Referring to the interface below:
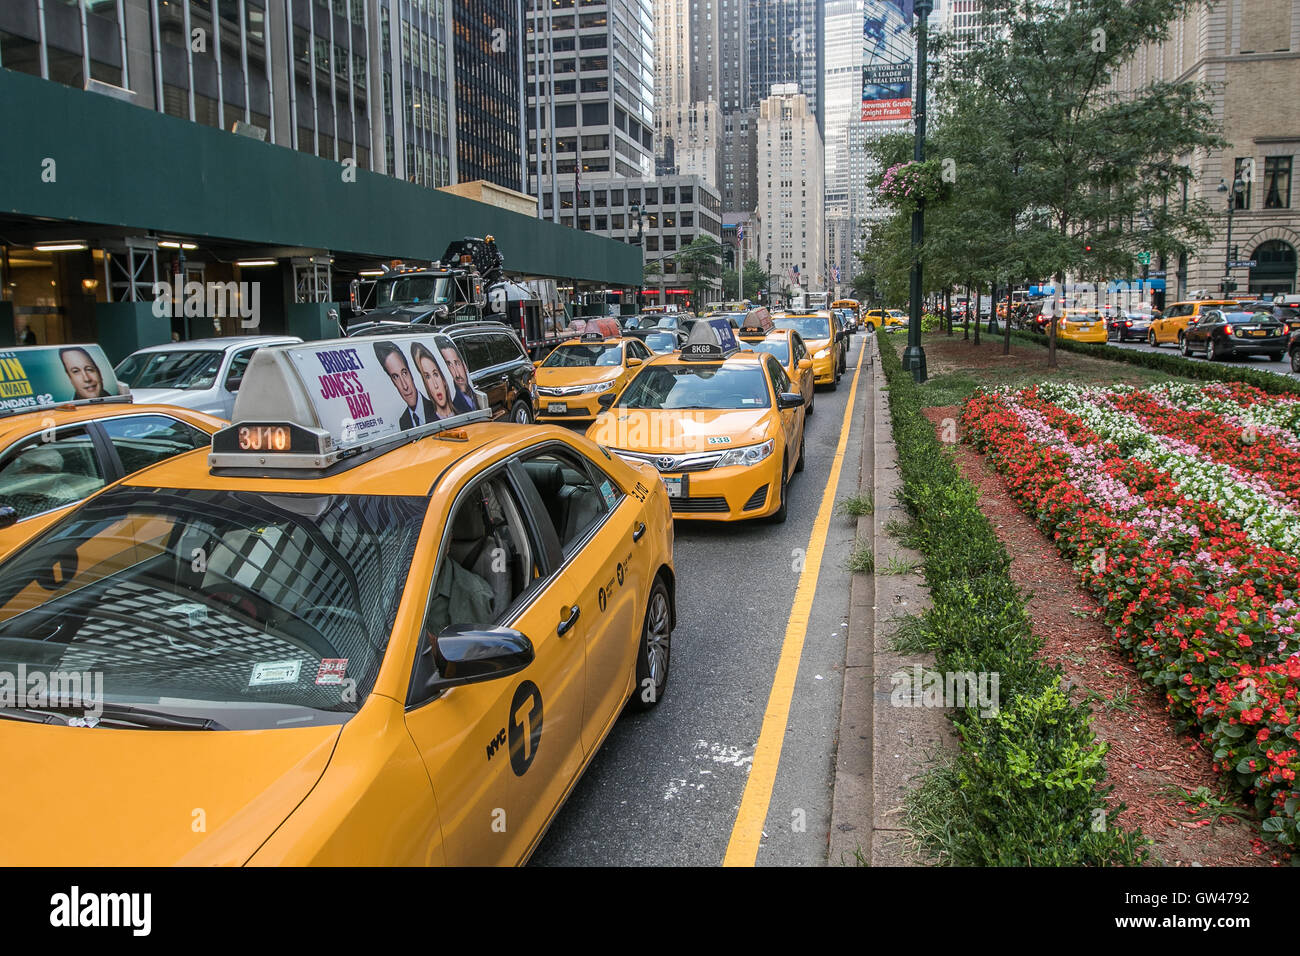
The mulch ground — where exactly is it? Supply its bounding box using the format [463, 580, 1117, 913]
[921, 403, 1279, 866]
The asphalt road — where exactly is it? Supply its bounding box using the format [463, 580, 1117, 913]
[1102, 334, 1296, 377]
[530, 333, 873, 867]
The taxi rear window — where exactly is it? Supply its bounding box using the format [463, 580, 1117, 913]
[616, 364, 771, 410]
[0, 487, 427, 729]
[773, 316, 830, 340]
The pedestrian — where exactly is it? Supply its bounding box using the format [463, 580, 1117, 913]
[18, 324, 36, 346]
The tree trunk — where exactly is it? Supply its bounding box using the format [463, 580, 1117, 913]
[1048, 271, 1064, 369]
[945, 287, 952, 335]
[963, 281, 971, 340]
[1002, 277, 1013, 355]
[973, 281, 982, 346]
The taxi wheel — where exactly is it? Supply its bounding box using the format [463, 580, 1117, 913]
[630, 577, 672, 712]
[510, 400, 534, 424]
[770, 456, 789, 523]
[1148, 329, 1158, 348]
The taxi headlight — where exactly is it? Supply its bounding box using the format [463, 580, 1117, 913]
[582, 380, 618, 394]
[814, 348, 830, 360]
[716, 439, 775, 468]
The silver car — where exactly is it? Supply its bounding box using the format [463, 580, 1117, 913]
[113, 335, 302, 419]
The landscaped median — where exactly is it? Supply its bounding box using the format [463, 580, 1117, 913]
[878, 337, 1148, 865]
[1009, 328, 1300, 398]
[962, 379, 1300, 857]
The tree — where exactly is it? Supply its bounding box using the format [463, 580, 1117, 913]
[676, 235, 723, 314]
[742, 259, 767, 300]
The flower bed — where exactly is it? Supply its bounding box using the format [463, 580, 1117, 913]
[962, 381, 1300, 855]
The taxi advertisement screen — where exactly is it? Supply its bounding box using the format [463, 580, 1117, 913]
[285, 333, 487, 447]
[0, 345, 120, 413]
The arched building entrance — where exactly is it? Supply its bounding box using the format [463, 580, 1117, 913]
[1250, 239, 1296, 296]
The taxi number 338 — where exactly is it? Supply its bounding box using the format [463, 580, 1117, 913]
[237, 425, 291, 452]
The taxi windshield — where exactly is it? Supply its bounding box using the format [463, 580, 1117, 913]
[774, 316, 830, 340]
[543, 344, 622, 367]
[375, 275, 453, 307]
[746, 341, 790, 364]
[616, 364, 770, 410]
[115, 350, 223, 390]
[0, 487, 427, 729]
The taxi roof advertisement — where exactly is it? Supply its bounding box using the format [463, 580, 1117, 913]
[287, 333, 486, 447]
[0, 345, 120, 413]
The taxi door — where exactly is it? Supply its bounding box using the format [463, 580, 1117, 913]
[765, 355, 801, 467]
[403, 471, 585, 866]
[515, 445, 640, 755]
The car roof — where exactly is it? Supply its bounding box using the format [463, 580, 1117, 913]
[0, 402, 225, 444]
[122, 421, 576, 498]
[122, 335, 301, 354]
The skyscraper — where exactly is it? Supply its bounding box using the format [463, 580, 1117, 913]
[748, 0, 824, 135]
[758, 86, 825, 292]
[451, 0, 527, 190]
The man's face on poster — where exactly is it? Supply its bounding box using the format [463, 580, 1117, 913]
[441, 346, 470, 395]
[62, 349, 103, 399]
[382, 351, 418, 409]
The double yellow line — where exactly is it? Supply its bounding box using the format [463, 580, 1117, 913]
[722, 345, 868, 866]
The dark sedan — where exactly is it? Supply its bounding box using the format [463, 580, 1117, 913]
[1107, 312, 1153, 343]
[1181, 310, 1287, 362]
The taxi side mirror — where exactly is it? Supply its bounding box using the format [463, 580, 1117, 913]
[626, 357, 643, 368]
[426, 627, 534, 693]
[533, 360, 544, 368]
[598, 391, 618, 409]
[798, 359, 813, 372]
[777, 391, 805, 409]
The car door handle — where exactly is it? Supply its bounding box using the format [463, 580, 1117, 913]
[557, 604, 580, 636]
[632, 521, 646, 542]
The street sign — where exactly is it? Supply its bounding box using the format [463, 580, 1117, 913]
[1229, 260, 1257, 269]
[1148, 270, 1166, 277]
[1137, 252, 1152, 265]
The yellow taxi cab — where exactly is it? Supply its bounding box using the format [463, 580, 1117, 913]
[535, 332, 654, 423]
[773, 310, 842, 389]
[587, 318, 807, 523]
[0, 331, 675, 866]
[1148, 299, 1240, 347]
[861, 308, 908, 331]
[1055, 308, 1108, 343]
[741, 328, 816, 415]
[0, 344, 224, 558]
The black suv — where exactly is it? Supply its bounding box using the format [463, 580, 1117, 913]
[347, 320, 538, 423]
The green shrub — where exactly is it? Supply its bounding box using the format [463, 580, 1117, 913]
[879, 335, 1147, 865]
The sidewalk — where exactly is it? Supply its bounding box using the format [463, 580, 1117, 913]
[827, 332, 956, 866]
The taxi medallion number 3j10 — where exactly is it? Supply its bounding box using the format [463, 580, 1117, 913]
[237, 425, 291, 452]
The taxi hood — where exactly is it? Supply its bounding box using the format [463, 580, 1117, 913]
[590, 406, 775, 454]
[0, 720, 340, 865]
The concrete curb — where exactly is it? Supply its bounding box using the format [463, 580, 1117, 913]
[828, 332, 957, 867]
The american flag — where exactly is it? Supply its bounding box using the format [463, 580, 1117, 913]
[736, 222, 745, 242]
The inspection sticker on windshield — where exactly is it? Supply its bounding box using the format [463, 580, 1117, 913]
[315, 659, 349, 685]
[249, 660, 301, 686]
[707, 436, 732, 445]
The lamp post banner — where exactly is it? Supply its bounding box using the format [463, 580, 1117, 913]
[862, 0, 915, 122]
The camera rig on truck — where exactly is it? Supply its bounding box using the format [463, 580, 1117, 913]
[343, 236, 573, 358]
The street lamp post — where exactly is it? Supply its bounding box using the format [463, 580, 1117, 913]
[766, 253, 773, 309]
[904, 0, 933, 383]
[1216, 178, 1244, 295]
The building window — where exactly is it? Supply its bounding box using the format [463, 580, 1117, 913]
[1234, 157, 1253, 209]
[1263, 157, 1292, 209]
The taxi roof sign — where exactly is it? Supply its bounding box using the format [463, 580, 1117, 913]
[210, 332, 489, 472]
[680, 316, 741, 361]
[0, 344, 129, 417]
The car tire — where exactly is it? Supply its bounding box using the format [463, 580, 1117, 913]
[628, 576, 671, 712]
[1291, 349, 1300, 373]
[509, 400, 534, 424]
[1206, 339, 1219, 361]
[1181, 335, 1192, 357]
[1148, 329, 1158, 348]
[795, 429, 806, 473]
[770, 456, 789, 523]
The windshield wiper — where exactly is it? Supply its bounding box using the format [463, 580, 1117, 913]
[0, 703, 226, 730]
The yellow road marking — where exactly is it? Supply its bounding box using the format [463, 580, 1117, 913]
[722, 341, 867, 867]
